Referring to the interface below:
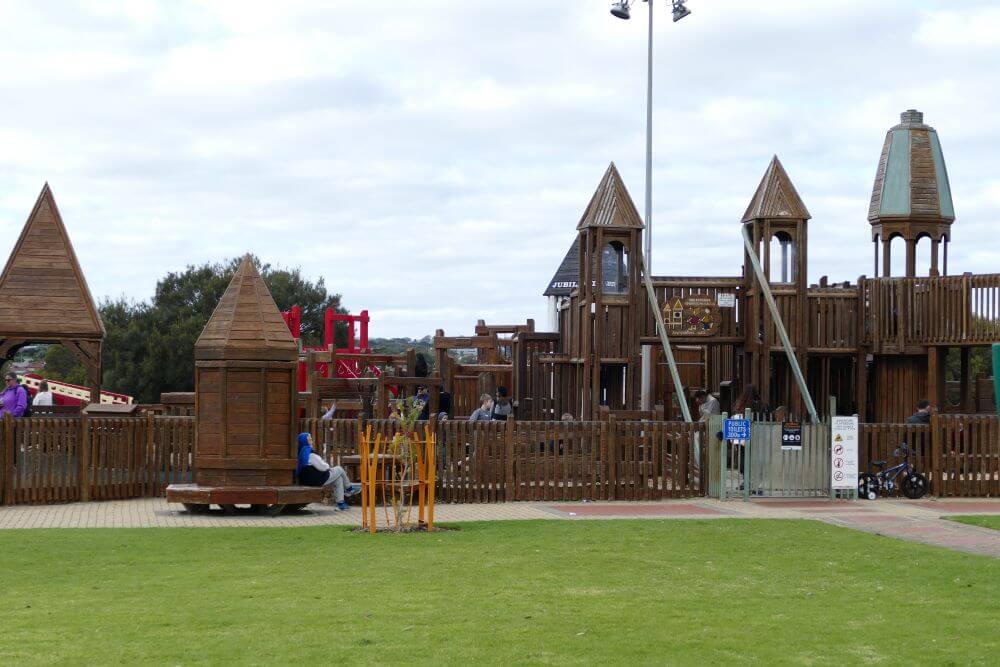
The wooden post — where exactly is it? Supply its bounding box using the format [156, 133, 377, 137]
[930, 410, 941, 497]
[927, 346, 941, 411]
[146, 412, 155, 497]
[3, 414, 13, 505]
[504, 417, 515, 501]
[79, 413, 91, 502]
[426, 425, 436, 532]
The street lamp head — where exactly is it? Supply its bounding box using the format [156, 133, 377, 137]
[672, 0, 691, 22]
[610, 1, 632, 20]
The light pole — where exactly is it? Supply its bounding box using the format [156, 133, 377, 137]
[610, 0, 693, 418]
[609, 0, 691, 272]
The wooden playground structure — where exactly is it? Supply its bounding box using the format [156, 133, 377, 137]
[434, 110, 999, 424]
[0, 108, 998, 510]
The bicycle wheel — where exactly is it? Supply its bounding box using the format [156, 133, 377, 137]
[858, 473, 880, 500]
[902, 472, 928, 499]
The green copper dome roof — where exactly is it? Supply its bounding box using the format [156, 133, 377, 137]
[868, 110, 954, 223]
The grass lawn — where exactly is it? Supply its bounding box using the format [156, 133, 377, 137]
[1, 520, 997, 665]
[947, 515, 1000, 531]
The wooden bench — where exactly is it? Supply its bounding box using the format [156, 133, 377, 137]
[166, 483, 325, 516]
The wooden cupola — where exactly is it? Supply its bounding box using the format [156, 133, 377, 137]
[868, 109, 954, 277]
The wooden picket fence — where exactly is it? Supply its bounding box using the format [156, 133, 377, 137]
[0, 414, 995, 505]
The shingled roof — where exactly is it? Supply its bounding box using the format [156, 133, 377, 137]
[868, 109, 955, 223]
[0, 184, 104, 339]
[576, 163, 644, 231]
[741, 156, 811, 223]
[195, 255, 298, 361]
[544, 240, 580, 297]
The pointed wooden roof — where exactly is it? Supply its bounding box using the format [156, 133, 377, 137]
[0, 184, 104, 339]
[741, 156, 811, 223]
[576, 163, 645, 231]
[544, 239, 580, 297]
[195, 255, 297, 361]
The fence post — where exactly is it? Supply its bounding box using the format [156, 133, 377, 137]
[146, 413, 155, 497]
[3, 414, 13, 505]
[504, 418, 515, 501]
[930, 411, 942, 497]
[79, 414, 91, 502]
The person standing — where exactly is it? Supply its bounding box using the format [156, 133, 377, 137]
[469, 394, 494, 422]
[694, 389, 720, 421]
[34, 381, 54, 407]
[0, 373, 29, 418]
[491, 387, 515, 421]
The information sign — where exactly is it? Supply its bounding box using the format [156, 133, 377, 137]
[831, 416, 859, 489]
[717, 293, 736, 308]
[723, 418, 751, 441]
[781, 421, 802, 451]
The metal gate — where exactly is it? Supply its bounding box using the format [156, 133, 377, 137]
[710, 418, 830, 499]
[747, 422, 830, 497]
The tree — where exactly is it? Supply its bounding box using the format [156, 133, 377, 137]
[43, 345, 90, 385]
[90, 257, 345, 403]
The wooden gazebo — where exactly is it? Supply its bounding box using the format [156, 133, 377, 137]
[167, 255, 322, 513]
[0, 184, 104, 401]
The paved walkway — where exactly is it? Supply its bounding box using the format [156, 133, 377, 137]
[0, 497, 997, 557]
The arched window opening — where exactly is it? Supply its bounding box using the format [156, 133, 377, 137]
[914, 235, 932, 276]
[601, 241, 628, 294]
[888, 235, 905, 276]
[768, 232, 794, 283]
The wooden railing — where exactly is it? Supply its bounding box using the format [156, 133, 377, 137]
[808, 290, 859, 350]
[1, 415, 994, 504]
[862, 274, 1000, 349]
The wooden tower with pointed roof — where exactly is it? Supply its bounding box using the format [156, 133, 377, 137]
[741, 156, 811, 412]
[570, 163, 644, 418]
[869, 109, 954, 277]
[193, 255, 299, 487]
[0, 184, 104, 402]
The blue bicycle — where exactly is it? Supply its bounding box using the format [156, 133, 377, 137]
[858, 444, 928, 500]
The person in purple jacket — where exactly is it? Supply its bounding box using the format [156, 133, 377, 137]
[0, 372, 29, 417]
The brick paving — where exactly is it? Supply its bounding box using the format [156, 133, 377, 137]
[0, 496, 997, 557]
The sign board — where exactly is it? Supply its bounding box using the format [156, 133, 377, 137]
[723, 418, 751, 441]
[662, 296, 720, 337]
[831, 416, 859, 489]
[717, 293, 736, 308]
[780, 421, 802, 450]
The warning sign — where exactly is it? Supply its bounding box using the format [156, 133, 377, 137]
[831, 416, 859, 490]
[781, 421, 802, 451]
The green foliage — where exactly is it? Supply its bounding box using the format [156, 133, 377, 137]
[0, 521, 997, 664]
[92, 257, 345, 403]
[42, 346, 89, 385]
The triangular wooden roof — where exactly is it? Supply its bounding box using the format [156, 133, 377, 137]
[741, 156, 811, 223]
[195, 255, 298, 361]
[0, 184, 104, 339]
[576, 163, 645, 231]
[543, 240, 580, 297]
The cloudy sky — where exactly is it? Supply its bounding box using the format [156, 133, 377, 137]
[0, 0, 998, 338]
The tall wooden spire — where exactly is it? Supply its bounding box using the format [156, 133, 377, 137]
[576, 163, 644, 231]
[0, 184, 104, 338]
[195, 255, 297, 361]
[741, 156, 811, 223]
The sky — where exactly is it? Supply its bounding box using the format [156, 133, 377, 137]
[0, 0, 998, 339]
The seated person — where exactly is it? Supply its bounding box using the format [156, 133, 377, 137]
[296, 433, 353, 511]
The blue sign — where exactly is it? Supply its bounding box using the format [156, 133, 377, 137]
[723, 418, 751, 440]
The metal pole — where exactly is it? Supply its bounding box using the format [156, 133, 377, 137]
[638, 251, 692, 422]
[741, 225, 820, 422]
[644, 0, 654, 271]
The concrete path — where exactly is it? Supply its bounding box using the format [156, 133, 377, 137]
[0, 496, 997, 557]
